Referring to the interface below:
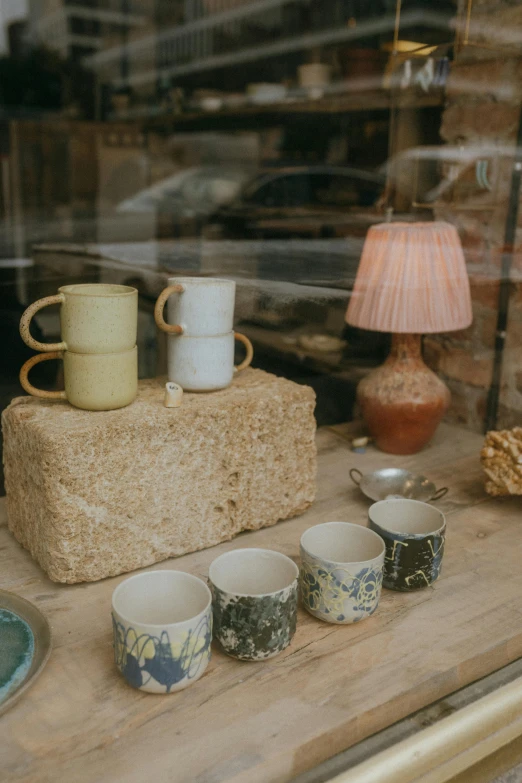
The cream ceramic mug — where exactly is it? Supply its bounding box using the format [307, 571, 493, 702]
[168, 332, 253, 392]
[19, 346, 138, 411]
[20, 283, 138, 354]
[154, 277, 236, 337]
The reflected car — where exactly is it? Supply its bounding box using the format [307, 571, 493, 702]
[205, 166, 388, 240]
[116, 165, 254, 235]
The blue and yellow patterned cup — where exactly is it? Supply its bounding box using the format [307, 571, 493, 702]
[112, 570, 212, 693]
[300, 522, 385, 624]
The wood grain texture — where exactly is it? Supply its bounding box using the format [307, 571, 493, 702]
[1, 423, 519, 783]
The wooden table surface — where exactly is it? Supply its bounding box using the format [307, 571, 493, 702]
[2, 422, 521, 783]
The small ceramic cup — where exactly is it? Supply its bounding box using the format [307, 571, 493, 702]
[112, 570, 212, 694]
[300, 522, 385, 624]
[208, 548, 299, 661]
[368, 498, 446, 591]
[167, 331, 253, 392]
[19, 346, 138, 411]
[20, 283, 138, 354]
[155, 277, 236, 337]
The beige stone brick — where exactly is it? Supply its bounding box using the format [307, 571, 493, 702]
[2, 370, 317, 583]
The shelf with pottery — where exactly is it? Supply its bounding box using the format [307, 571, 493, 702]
[3, 420, 521, 782]
[145, 86, 445, 130]
[237, 321, 377, 382]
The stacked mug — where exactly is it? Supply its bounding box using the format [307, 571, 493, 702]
[19, 284, 138, 411]
[154, 277, 253, 392]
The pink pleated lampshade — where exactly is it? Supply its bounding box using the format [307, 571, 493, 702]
[346, 222, 472, 333]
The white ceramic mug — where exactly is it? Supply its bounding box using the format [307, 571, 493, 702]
[155, 277, 236, 337]
[168, 332, 253, 392]
[112, 570, 212, 694]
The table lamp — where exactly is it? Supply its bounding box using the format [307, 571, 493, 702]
[345, 221, 472, 454]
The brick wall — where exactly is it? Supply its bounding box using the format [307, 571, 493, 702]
[426, 0, 522, 431]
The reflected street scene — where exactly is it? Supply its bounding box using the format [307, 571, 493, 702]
[1, 0, 522, 482]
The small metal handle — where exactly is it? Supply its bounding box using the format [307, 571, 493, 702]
[349, 468, 363, 486]
[429, 487, 448, 502]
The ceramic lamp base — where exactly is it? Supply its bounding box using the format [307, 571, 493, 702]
[357, 334, 450, 455]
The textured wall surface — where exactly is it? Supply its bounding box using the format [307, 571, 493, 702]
[2, 370, 316, 583]
[429, 2, 522, 431]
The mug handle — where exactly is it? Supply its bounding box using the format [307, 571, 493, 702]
[349, 468, 363, 486]
[234, 333, 254, 372]
[154, 284, 185, 335]
[19, 352, 67, 400]
[429, 486, 448, 502]
[20, 294, 67, 352]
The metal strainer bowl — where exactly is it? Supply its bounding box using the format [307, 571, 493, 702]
[349, 467, 448, 503]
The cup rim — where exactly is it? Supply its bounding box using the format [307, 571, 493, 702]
[369, 498, 446, 536]
[65, 345, 137, 357]
[300, 521, 385, 566]
[167, 276, 235, 287]
[112, 569, 212, 629]
[209, 548, 299, 597]
[59, 283, 137, 297]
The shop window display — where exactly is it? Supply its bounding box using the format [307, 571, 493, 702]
[3, 1, 522, 780]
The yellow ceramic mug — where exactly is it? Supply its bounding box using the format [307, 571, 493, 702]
[19, 347, 138, 411]
[20, 283, 138, 354]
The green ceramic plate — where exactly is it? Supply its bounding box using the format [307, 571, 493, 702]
[0, 590, 52, 716]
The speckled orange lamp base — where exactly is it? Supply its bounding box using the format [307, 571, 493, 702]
[357, 334, 450, 455]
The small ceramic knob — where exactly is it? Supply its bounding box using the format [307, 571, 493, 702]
[164, 382, 183, 408]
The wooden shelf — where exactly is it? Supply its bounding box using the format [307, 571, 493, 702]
[143, 88, 445, 129]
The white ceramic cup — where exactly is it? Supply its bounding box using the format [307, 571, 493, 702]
[300, 522, 385, 624]
[167, 331, 253, 392]
[155, 277, 237, 337]
[112, 570, 212, 694]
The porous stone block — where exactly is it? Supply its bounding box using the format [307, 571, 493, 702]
[3, 370, 316, 583]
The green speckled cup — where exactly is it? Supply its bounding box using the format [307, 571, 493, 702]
[209, 549, 299, 661]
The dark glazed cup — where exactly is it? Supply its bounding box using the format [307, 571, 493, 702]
[368, 498, 446, 591]
[209, 548, 299, 661]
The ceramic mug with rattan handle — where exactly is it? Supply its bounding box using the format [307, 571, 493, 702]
[19, 347, 138, 411]
[167, 332, 253, 392]
[20, 283, 138, 355]
[155, 277, 238, 337]
[155, 276, 253, 391]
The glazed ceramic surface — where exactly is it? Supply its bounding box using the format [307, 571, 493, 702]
[156, 277, 236, 337]
[357, 334, 450, 455]
[300, 522, 385, 624]
[167, 277, 235, 336]
[369, 498, 446, 591]
[167, 332, 252, 391]
[20, 284, 137, 354]
[19, 346, 138, 411]
[0, 590, 52, 716]
[209, 549, 298, 661]
[112, 571, 212, 694]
